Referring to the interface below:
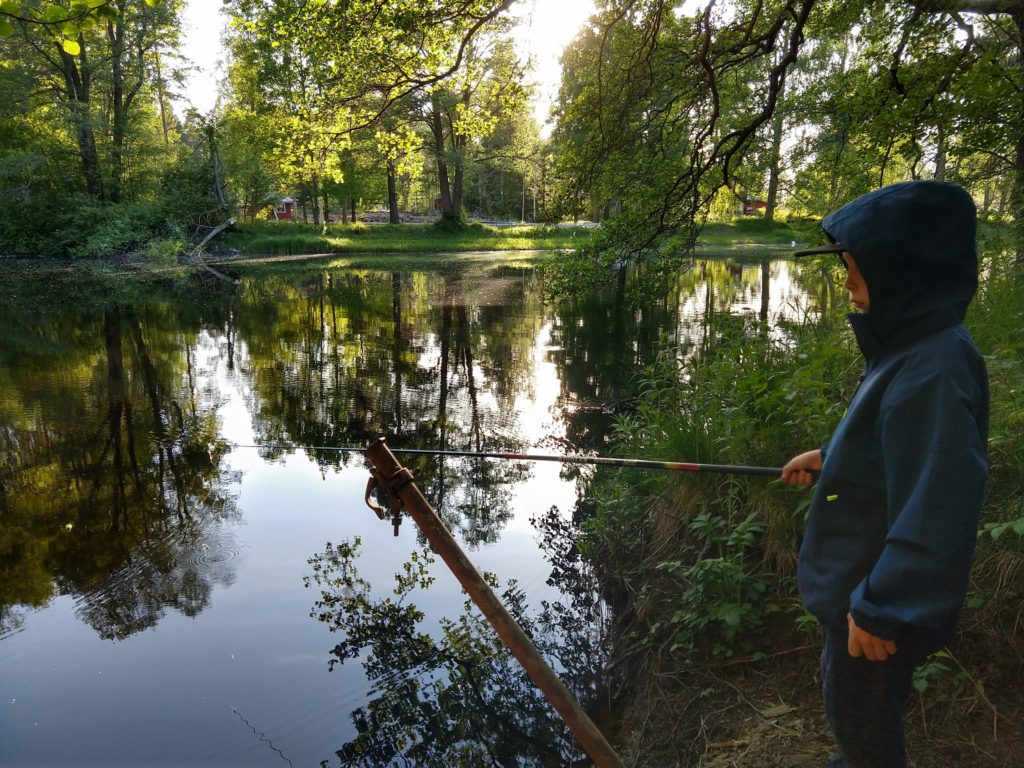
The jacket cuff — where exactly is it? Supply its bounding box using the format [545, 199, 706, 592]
[850, 609, 898, 641]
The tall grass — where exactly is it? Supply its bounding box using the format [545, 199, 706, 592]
[965, 246, 1024, 619]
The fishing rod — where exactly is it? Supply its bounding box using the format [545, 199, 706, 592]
[363, 439, 626, 768]
[231, 442, 785, 477]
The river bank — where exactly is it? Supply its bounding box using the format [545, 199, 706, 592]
[584, 242, 1024, 767]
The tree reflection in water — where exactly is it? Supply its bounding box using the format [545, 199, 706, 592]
[236, 266, 538, 549]
[306, 506, 610, 767]
[0, 300, 241, 640]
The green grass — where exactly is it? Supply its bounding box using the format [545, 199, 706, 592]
[219, 220, 594, 256]
[219, 217, 822, 264]
[697, 217, 807, 247]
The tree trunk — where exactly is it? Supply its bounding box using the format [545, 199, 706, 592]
[206, 123, 228, 209]
[59, 42, 103, 199]
[154, 52, 171, 147]
[934, 125, 946, 180]
[452, 166, 464, 216]
[106, 8, 146, 204]
[108, 16, 127, 203]
[430, 104, 454, 215]
[387, 160, 401, 223]
[323, 190, 330, 224]
[521, 173, 526, 222]
[311, 172, 321, 226]
[764, 101, 785, 223]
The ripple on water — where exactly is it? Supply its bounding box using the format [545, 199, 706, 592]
[71, 524, 249, 620]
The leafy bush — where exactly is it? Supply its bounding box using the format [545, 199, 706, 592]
[0, 151, 218, 259]
[582, 302, 860, 659]
[584, 238, 1024, 666]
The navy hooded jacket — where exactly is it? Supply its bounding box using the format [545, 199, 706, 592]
[797, 181, 989, 642]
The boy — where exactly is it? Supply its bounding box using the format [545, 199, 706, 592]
[780, 180, 989, 768]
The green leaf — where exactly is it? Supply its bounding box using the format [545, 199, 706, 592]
[61, 37, 80, 55]
[1, 1, 20, 15]
[0, 19, 12, 37]
[145, 0, 160, 6]
[45, 5, 69, 23]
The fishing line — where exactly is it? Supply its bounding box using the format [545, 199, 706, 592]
[228, 443, 785, 477]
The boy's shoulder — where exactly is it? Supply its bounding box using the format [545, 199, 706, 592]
[881, 324, 986, 400]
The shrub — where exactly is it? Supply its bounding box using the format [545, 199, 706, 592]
[0, 151, 218, 260]
[582, 302, 859, 659]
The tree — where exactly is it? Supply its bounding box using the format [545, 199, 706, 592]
[418, 31, 527, 225]
[104, 0, 181, 202]
[552, 0, 816, 276]
[222, 0, 525, 227]
[550, 0, 1024, 275]
[910, 1, 1024, 234]
[1, 0, 180, 201]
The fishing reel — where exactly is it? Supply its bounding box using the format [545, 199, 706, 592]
[364, 466, 415, 537]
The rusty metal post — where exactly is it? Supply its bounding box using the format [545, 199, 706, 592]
[365, 437, 625, 768]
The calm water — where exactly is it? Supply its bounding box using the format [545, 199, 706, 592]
[0, 255, 824, 767]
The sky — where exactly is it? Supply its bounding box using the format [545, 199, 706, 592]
[178, 0, 598, 129]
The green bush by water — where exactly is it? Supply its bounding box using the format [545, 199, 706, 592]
[582, 307, 860, 659]
[584, 248, 1024, 662]
[0, 153, 220, 260]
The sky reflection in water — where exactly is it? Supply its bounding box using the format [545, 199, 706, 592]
[0, 257, 821, 766]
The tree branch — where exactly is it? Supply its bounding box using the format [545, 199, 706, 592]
[909, 0, 1024, 15]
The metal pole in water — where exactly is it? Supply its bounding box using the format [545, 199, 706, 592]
[364, 437, 626, 768]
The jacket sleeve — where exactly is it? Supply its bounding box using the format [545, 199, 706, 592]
[849, 370, 987, 640]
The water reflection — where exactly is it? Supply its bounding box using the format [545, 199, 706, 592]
[0, 255, 826, 765]
[231, 266, 541, 546]
[0, 301, 240, 639]
[0, 258, 831, 639]
[306, 507, 607, 767]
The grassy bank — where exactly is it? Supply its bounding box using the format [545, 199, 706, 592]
[699, 216, 810, 246]
[584, 247, 1024, 766]
[218, 217, 817, 259]
[219, 220, 595, 256]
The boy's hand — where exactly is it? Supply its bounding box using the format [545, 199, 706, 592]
[781, 449, 822, 486]
[846, 612, 897, 661]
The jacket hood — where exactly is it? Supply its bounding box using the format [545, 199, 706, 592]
[820, 180, 978, 351]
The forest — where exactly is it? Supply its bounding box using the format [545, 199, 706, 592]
[1, 1, 1021, 258]
[2, 1, 1024, 767]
